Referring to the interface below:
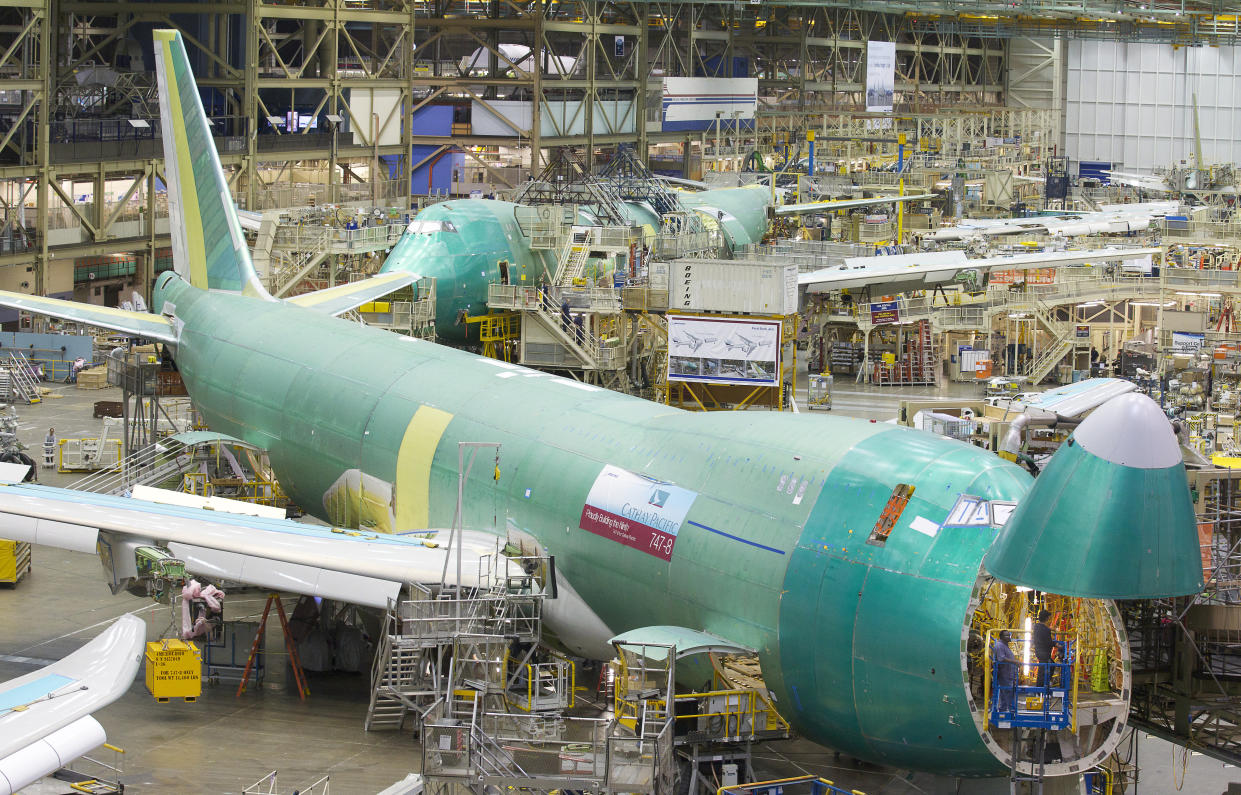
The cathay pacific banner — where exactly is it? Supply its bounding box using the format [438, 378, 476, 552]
[866, 41, 896, 113]
[579, 465, 698, 561]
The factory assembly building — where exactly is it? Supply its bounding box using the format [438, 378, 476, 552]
[1, 5, 1240, 795]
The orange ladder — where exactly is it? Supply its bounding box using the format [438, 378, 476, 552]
[236, 594, 309, 700]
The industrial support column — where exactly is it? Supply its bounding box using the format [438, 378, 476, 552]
[34, 0, 50, 296]
[244, 0, 258, 210]
[583, 0, 597, 169]
[530, 0, 543, 171]
[635, 2, 649, 161]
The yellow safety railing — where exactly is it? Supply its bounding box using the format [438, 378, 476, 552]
[57, 438, 123, 473]
[181, 471, 286, 507]
[673, 688, 789, 740]
[465, 311, 520, 362]
[611, 650, 668, 733]
[718, 774, 864, 794]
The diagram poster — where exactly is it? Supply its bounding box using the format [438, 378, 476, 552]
[866, 40, 896, 113]
[667, 315, 781, 387]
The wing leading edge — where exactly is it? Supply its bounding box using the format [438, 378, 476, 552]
[286, 272, 420, 316]
[0, 483, 508, 607]
[0, 292, 177, 343]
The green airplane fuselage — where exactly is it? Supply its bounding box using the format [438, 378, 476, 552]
[379, 187, 773, 341]
[381, 199, 555, 340]
[153, 269, 1028, 777]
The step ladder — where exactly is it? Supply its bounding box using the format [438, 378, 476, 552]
[236, 594, 309, 700]
[69, 780, 122, 794]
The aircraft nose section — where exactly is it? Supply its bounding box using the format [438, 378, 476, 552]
[1071, 391, 1183, 468]
[984, 393, 1202, 599]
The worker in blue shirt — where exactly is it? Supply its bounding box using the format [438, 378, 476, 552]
[994, 630, 1018, 713]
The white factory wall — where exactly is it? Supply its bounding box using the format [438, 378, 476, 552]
[1065, 41, 1241, 171]
[471, 99, 636, 137]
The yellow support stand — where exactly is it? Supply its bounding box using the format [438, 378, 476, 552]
[465, 311, 520, 361]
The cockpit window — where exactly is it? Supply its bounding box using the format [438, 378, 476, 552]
[868, 483, 915, 546]
[405, 219, 457, 235]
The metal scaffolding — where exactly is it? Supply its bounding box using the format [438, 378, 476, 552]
[1123, 467, 1241, 767]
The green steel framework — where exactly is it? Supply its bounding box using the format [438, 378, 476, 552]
[1, 0, 1016, 302]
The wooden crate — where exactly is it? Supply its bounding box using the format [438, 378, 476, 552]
[75, 366, 109, 389]
[0, 540, 31, 585]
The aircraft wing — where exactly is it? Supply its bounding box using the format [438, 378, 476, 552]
[285, 272, 419, 317]
[0, 614, 144, 795]
[774, 193, 937, 216]
[657, 175, 711, 189]
[0, 291, 177, 343]
[1102, 171, 1169, 192]
[0, 482, 508, 608]
[236, 208, 262, 232]
[800, 246, 1162, 293]
[1013, 378, 1138, 418]
[922, 202, 1178, 242]
[610, 625, 755, 658]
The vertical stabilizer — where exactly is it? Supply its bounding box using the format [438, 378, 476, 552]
[153, 30, 270, 298]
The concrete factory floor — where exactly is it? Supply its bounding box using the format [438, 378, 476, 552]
[2, 380, 1239, 793]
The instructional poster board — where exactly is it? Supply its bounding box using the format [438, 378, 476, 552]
[667, 315, 781, 387]
[866, 41, 896, 113]
[870, 300, 900, 325]
[1172, 331, 1205, 353]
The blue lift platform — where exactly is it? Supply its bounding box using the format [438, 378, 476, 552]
[988, 636, 1078, 731]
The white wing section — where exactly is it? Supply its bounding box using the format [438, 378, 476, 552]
[167, 543, 401, 607]
[1, 717, 107, 795]
[1009, 378, 1139, 419]
[774, 193, 937, 216]
[799, 246, 1163, 293]
[920, 202, 1177, 242]
[0, 615, 144, 795]
[0, 483, 507, 608]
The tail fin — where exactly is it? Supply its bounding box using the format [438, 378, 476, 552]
[153, 30, 270, 298]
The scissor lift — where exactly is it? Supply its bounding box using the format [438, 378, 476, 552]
[986, 630, 1079, 795]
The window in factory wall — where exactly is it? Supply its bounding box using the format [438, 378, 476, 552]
[868, 483, 915, 546]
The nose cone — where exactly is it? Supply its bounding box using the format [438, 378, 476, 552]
[1072, 392, 1183, 468]
[984, 393, 1203, 599]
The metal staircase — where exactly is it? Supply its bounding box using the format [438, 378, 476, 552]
[4, 352, 42, 404]
[597, 143, 682, 217]
[528, 290, 607, 369]
[512, 147, 629, 227]
[366, 559, 546, 735]
[363, 628, 426, 731]
[1017, 299, 1079, 385]
[554, 226, 596, 286]
[267, 224, 333, 297]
